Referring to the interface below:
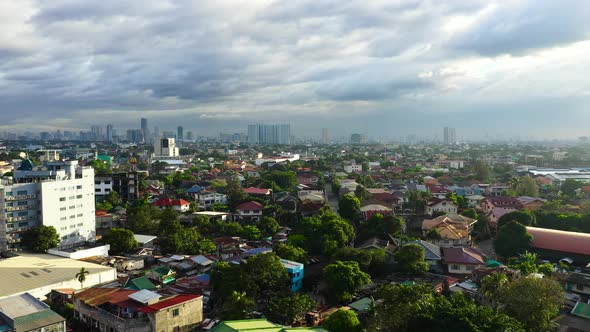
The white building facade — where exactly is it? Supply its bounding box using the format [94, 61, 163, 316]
[0, 160, 96, 251]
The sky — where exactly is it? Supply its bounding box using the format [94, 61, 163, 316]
[1, 0, 590, 140]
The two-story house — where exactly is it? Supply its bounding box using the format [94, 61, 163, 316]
[481, 196, 524, 228]
[442, 247, 486, 275]
[234, 201, 264, 223]
[195, 190, 227, 210]
[281, 259, 304, 292]
[425, 198, 458, 216]
[422, 214, 477, 247]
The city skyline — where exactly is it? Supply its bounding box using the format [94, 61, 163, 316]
[1, 1, 590, 139]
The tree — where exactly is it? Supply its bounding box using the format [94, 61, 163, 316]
[323, 309, 362, 332]
[161, 227, 215, 255]
[127, 204, 157, 234]
[561, 179, 584, 198]
[268, 171, 297, 190]
[241, 225, 262, 240]
[102, 228, 138, 255]
[21, 225, 60, 253]
[210, 179, 228, 190]
[76, 267, 90, 288]
[105, 191, 122, 207]
[242, 253, 290, 300]
[87, 159, 110, 175]
[473, 160, 490, 182]
[266, 293, 316, 325]
[497, 210, 536, 229]
[499, 277, 564, 332]
[273, 243, 308, 263]
[479, 272, 508, 307]
[227, 177, 246, 210]
[221, 291, 255, 320]
[257, 217, 279, 237]
[516, 175, 539, 197]
[354, 185, 368, 201]
[338, 194, 360, 221]
[494, 222, 532, 259]
[461, 208, 479, 220]
[323, 261, 371, 303]
[395, 244, 429, 274]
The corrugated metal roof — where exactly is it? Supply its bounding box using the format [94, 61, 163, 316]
[13, 310, 64, 331]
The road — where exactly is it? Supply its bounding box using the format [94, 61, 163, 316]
[325, 183, 340, 216]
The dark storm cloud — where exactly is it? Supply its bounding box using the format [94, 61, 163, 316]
[0, 0, 590, 138]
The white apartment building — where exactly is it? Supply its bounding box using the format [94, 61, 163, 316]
[0, 160, 95, 251]
[153, 137, 179, 157]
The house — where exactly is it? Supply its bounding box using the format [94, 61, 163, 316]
[211, 319, 328, 332]
[422, 214, 477, 247]
[186, 185, 205, 198]
[403, 240, 442, 270]
[366, 188, 396, 204]
[0, 293, 66, 332]
[425, 198, 457, 216]
[281, 259, 304, 292]
[300, 201, 325, 217]
[360, 204, 393, 221]
[243, 187, 272, 197]
[356, 237, 398, 262]
[74, 288, 203, 332]
[297, 173, 320, 186]
[565, 273, 590, 296]
[465, 195, 485, 208]
[134, 234, 157, 249]
[526, 227, 590, 258]
[481, 197, 524, 228]
[235, 201, 264, 223]
[275, 192, 299, 213]
[152, 198, 191, 212]
[125, 276, 158, 291]
[485, 185, 509, 196]
[195, 191, 228, 210]
[516, 196, 546, 211]
[443, 247, 487, 275]
[212, 237, 245, 260]
[427, 184, 452, 199]
[344, 164, 363, 173]
[147, 266, 177, 285]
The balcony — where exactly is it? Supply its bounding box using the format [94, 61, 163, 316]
[5, 205, 37, 212]
[78, 305, 151, 331]
[5, 194, 37, 201]
[6, 215, 36, 223]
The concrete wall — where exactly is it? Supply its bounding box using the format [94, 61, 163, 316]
[447, 263, 483, 275]
[48, 245, 110, 259]
[154, 296, 203, 332]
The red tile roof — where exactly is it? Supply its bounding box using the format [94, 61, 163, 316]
[443, 247, 486, 265]
[483, 197, 524, 209]
[236, 201, 264, 211]
[243, 187, 272, 195]
[526, 227, 590, 256]
[151, 198, 190, 207]
[138, 294, 201, 313]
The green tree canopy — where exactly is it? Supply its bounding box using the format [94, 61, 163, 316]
[516, 175, 539, 197]
[497, 210, 536, 229]
[499, 277, 564, 332]
[323, 261, 371, 303]
[323, 309, 362, 332]
[102, 228, 138, 255]
[561, 179, 584, 198]
[494, 221, 532, 259]
[338, 194, 361, 222]
[257, 216, 279, 237]
[221, 291, 255, 320]
[21, 225, 60, 253]
[473, 160, 490, 182]
[395, 244, 429, 274]
[265, 293, 316, 326]
[273, 243, 308, 263]
[240, 225, 262, 240]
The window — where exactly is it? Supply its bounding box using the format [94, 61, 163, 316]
[70, 225, 76, 229]
[76, 185, 82, 189]
[77, 213, 83, 217]
[69, 206, 75, 210]
[577, 284, 584, 291]
[59, 197, 66, 202]
[17, 211, 28, 216]
[451, 264, 459, 270]
[77, 223, 83, 227]
[17, 201, 28, 206]
[62, 236, 68, 240]
[76, 194, 83, 199]
[95, 181, 100, 185]
[172, 308, 179, 317]
[60, 207, 66, 211]
[17, 190, 27, 195]
[466, 265, 476, 271]
[69, 234, 75, 238]
[18, 222, 28, 227]
[95, 189, 101, 192]
[60, 217, 67, 221]
[104, 181, 111, 185]
[70, 215, 76, 219]
[6, 191, 12, 196]
[69, 196, 75, 200]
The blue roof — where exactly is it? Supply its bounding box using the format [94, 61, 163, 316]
[187, 185, 204, 193]
[17, 159, 34, 171]
[244, 247, 272, 255]
[196, 274, 210, 283]
[404, 240, 442, 260]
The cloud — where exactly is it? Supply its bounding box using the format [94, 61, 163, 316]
[0, 0, 589, 139]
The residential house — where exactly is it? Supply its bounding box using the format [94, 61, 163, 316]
[565, 273, 590, 296]
[427, 184, 451, 199]
[125, 276, 158, 291]
[275, 192, 299, 213]
[344, 164, 363, 173]
[146, 266, 177, 285]
[422, 214, 477, 247]
[425, 198, 458, 216]
[360, 204, 393, 221]
[212, 237, 246, 260]
[403, 240, 442, 271]
[151, 198, 191, 212]
[297, 173, 320, 186]
[443, 247, 487, 275]
[300, 201, 325, 217]
[465, 195, 485, 208]
[485, 185, 509, 197]
[480, 196, 524, 228]
[186, 185, 205, 198]
[243, 187, 272, 198]
[195, 190, 228, 210]
[366, 188, 396, 204]
[234, 201, 264, 223]
[281, 259, 304, 292]
[0, 293, 66, 332]
[74, 288, 203, 332]
[355, 237, 398, 263]
[516, 196, 546, 211]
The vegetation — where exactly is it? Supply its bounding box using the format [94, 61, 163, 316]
[494, 221, 532, 259]
[338, 194, 361, 221]
[323, 261, 371, 303]
[21, 225, 60, 253]
[76, 267, 90, 288]
[323, 309, 362, 332]
[265, 293, 316, 326]
[101, 228, 138, 255]
[395, 244, 429, 274]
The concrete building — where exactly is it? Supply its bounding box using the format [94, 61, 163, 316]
[444, 127, 457, 145]
[280, 259, 304, 292]
[0, 293, 66, 332]
[94, 172, 139, 203]
[321, 128, 328, 144]
[0, 253, 116, 300]
[153, 138, 179, 157]
[74, 288, 203, 332]
[106, 124, 114, 143]
[0, 159, 96, 251]
[247, 124, 291, 145]
[177, 126, 183, 141]
[140, 118, 149, 143]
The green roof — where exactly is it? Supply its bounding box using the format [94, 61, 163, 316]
[486, 260, 504, 267]
[13, 310, 64, 331]
[211, 319, 327, 332]
[348, 297, 373, 312]
[125, 276, 157, 291]
[572, 302, 590, 319]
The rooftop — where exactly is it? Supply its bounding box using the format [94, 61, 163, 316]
[0, 253, 115, 299]
[526, 227, 590, 256]
[0, 293, 48, 318]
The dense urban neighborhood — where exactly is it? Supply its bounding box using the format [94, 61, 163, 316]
[1, 129, 590, 332]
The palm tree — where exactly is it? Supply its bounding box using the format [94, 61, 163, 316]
[76, 267, 90, 288]
[479, 272, 508, 308]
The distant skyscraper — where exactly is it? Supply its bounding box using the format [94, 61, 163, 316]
[153, 126, 159, 138]
[444, 127, 457, 145]
[247, 124, 291, 145]
[106, 124, 113, 142]
[140, 118, 149, 142]
[177, 126, 183, 141]
[351, 133, 362, 144]
[186, 131, 194, 141]
[322, 128, 329, 144]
